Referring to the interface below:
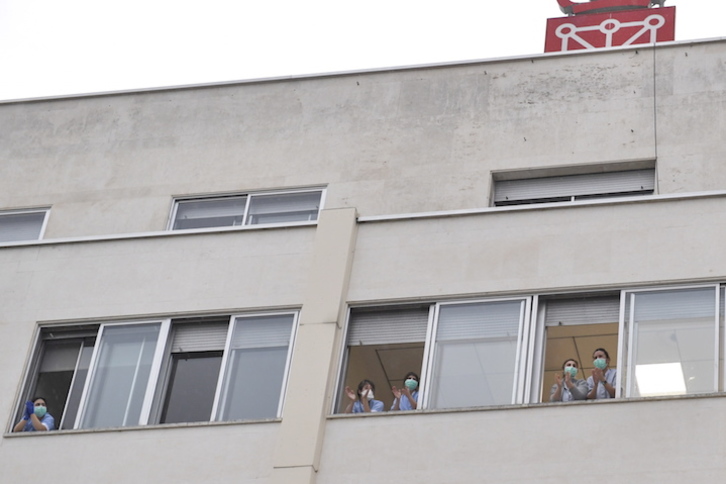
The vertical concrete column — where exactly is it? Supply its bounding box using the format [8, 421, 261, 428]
[268, 207, 357, 484]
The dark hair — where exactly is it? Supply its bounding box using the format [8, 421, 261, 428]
[356, 379, 376, 394]
[592, 348, 610, 360]
[561, 358, 579, 371]
[404, 372, 420, 381]
[32, 397, 47, 405]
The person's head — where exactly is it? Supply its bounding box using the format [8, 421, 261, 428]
[403, 372, 420, 391]
[32, 397, 48, 418]
[592, 348, 610, 369]
[357, 379, 376, 400]
[562, 359, 579, 378]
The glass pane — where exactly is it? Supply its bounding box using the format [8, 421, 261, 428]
[0, 211, 45, 242]
[629, 287, 717, 397]
[246, 192, 321, 225]
[173, 197, 247, 230]
[430, 301, 523, 409]
[161, 352, 223, 424]
[218, 314, 294, 421]
[80, 324, 161, 429]
[60, 343, 94, 429]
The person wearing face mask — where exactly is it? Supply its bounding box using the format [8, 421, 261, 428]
[13, 397, 55, 432]
[587, 348, 617, 399]
[390, 371, 420, 410]
[549, 358, 588, 402]
[344, 379, 384, 413]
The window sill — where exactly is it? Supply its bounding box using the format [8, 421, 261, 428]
[358, 190, 726, 223]
[0, 221, 318, 249]
[3, 417, 281, 437]
[328, 391, 726, 418]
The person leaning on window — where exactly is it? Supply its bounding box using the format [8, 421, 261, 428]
[390, 371, 420, 410]
[550, 358, 588, 402]
[13, 397, 55, 432]
[587, 348, 617, 399]
[344, 379, 384, 413]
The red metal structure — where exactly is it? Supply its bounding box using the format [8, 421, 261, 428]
[545, 0, 675, 52]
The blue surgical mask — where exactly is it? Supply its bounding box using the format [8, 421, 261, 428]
[593, 358, 607, 370]
[564, 366, 578, 378]
[404, 378, 419, 391]
[34, 406, 47, 418]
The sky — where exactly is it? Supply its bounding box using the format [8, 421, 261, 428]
[0, 0, 724, 101]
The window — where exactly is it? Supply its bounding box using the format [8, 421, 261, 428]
[19, 312, 297, 430]
[492, 167, 655, 207]
[338, 284, 726, 413]
[337, 298, 532, 412]
[170, 189, 324, 230]
[0, 209, 48, 243]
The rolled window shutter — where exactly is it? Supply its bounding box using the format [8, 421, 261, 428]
[347, 306, 430, 345]
[229, 314, 295, 349]
[436, 300, 524, 341]
[171, 321, 229, 352]
[544, 296, 621, 326]
[494, 169, 655, 204]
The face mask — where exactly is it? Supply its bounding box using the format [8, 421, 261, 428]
[564, 366, 578, 378]
[360, 390, 374, 400]
[404, 378, 419, 391]
[593, 358, 607, 370]
[34, 406, 47, 418]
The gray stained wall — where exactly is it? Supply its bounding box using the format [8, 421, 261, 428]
[1, 39, 726, 484]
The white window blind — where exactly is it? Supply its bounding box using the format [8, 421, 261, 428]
[229, 314, 294, 349]
[347, 306, 430, 345]
[0, 210, 47, 242]
[170, 321, 229, 353]
[494, 169, 655, 206]
[544, 296, 620, 326]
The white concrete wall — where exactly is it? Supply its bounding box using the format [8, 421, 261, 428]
[317, 396, 726, 484]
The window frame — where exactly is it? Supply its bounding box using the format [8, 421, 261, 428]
[168, 188, 326, 231]
[491, 164, 656, 207]
[0, 207, 50, 244]
[17, 311, 299, 431]
[338, 283, 726, 414]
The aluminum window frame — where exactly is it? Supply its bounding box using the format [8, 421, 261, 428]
[620, 284, 720, 398]
[168, 188, 326, 231]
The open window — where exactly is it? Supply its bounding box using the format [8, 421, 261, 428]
[536, 294, 620, 402]
[17, 312, 298, 430]
[337, 298, 533, 413]
[337, 305, 430, 413]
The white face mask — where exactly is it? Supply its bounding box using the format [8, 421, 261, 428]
[360, 390, 374, 400]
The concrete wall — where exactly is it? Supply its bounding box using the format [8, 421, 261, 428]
[2, 38, 726, 483]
